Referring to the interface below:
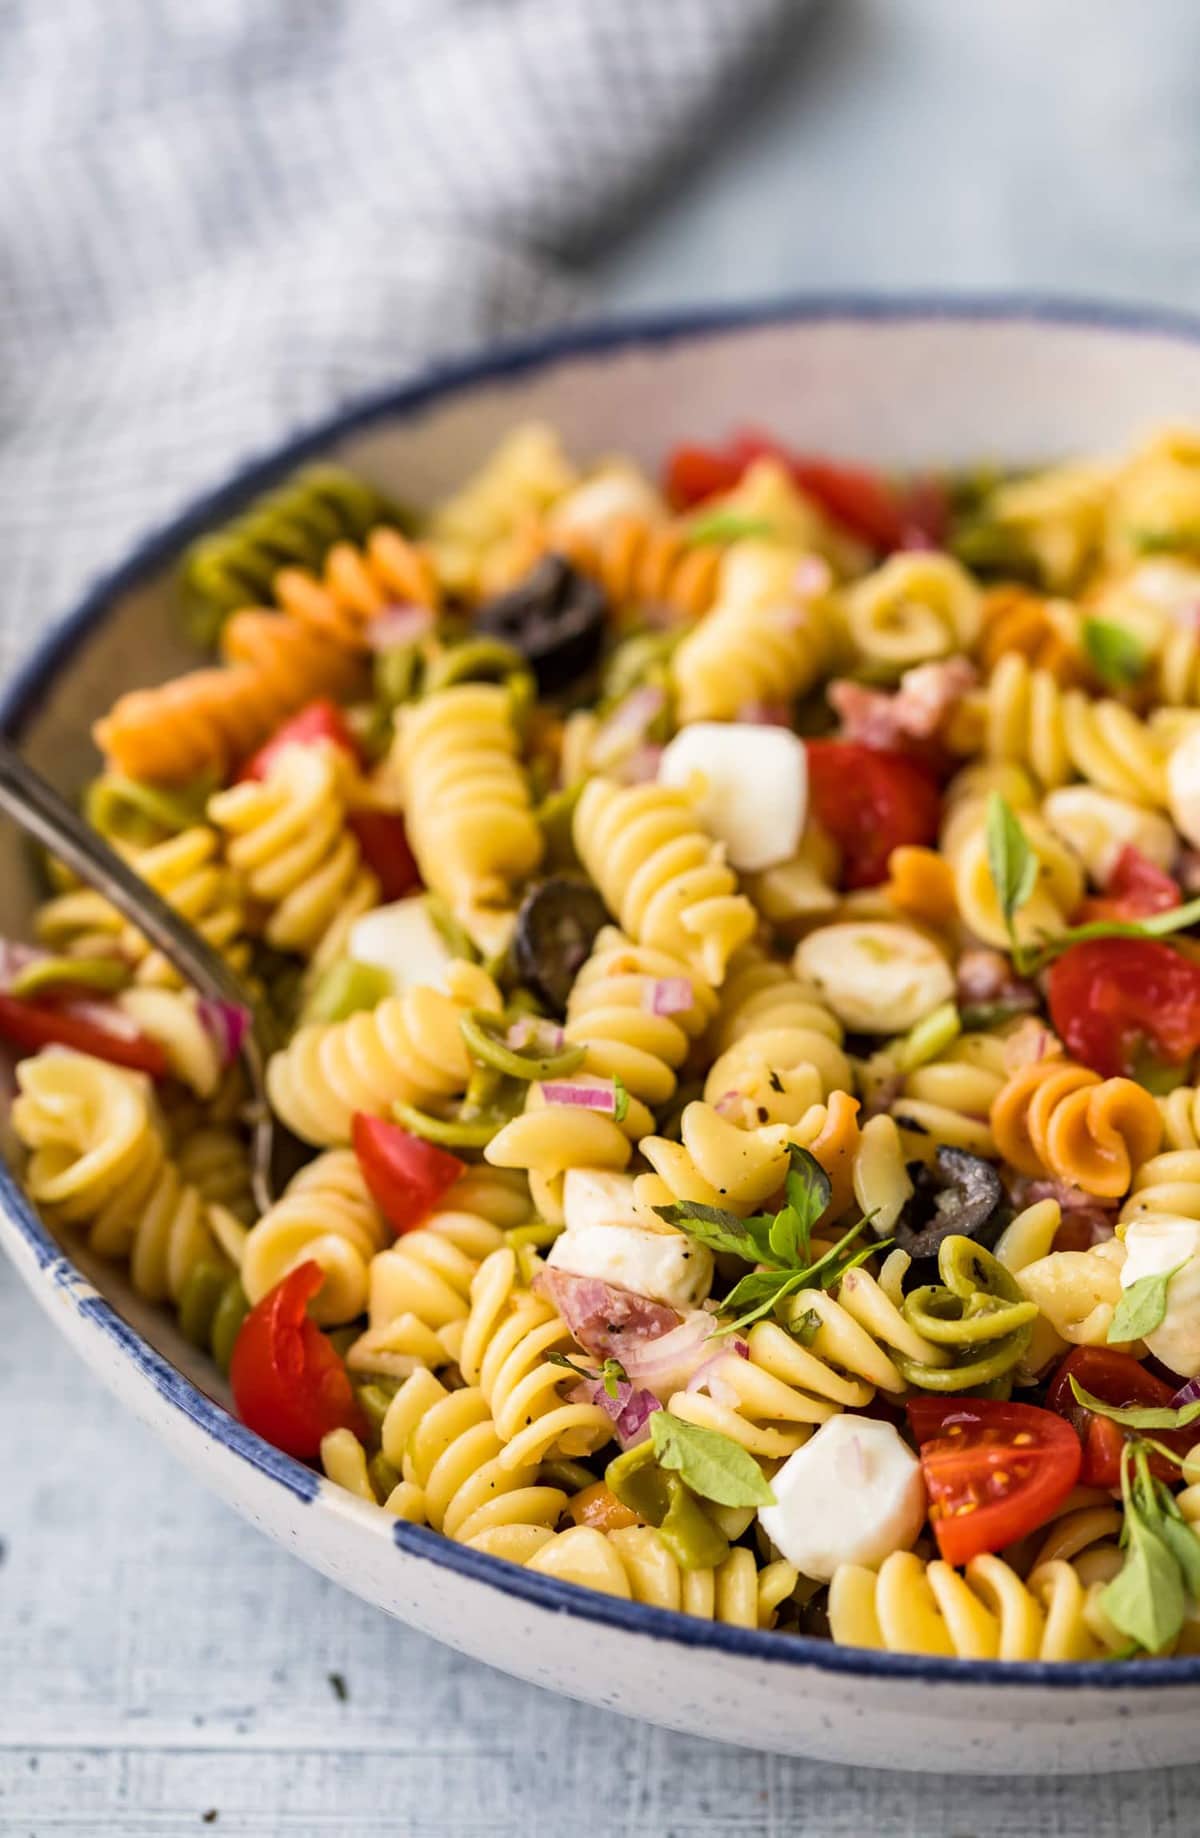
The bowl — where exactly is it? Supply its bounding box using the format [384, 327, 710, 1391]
[6, 294, 1200, 1774]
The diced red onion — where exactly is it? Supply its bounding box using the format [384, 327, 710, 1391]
[643, 977, 692, 1017]
[0, 939, 49, 990]
[507, 1017, 565, 1054]
[67, 999, 142, 1042]
[794, 556, 833, 598]
[1169, 1376, 1200, 1412]
[364, 604, 435, 652]
[540, 1078, 617, 1112]
[568, 1377, 662, 1450]
[620, 1310, 729, 1399]
[196, 996, 251, 1067]
[714, 1088, 745, 1120]
[590, 687, 666, 771]
[736, 701, 792, 726]
[684, 1340, 750, 1407]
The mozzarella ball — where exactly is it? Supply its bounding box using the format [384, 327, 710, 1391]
[758, 1416, 926, 1581]
[547, 1217, 713, 1311]
[349, 896, 451, 993]
[658, 723, 808, 872]
[1120, 1214, 1200, 1377]
[795, 921, 954, 1034]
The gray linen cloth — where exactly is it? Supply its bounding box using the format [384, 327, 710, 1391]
[0, 0, 789, 669]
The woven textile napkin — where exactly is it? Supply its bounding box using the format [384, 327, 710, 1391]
[0, 0, 789, 670]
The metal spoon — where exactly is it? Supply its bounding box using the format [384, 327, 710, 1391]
[0, 739, 289, 1211]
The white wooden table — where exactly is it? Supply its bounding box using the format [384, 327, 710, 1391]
[9, 3, 1200, 1830]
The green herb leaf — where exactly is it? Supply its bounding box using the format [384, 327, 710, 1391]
[1083, 617, 1150, 689]
[1158, 1492, 1200, 1597]
[715, 1268, 807, 1336]
[1107, 1264, 1184, 1345]
[1018, 894, 1200, 976]
[612, 1075, 629, 1125]
[684, 511, 776, 548]
[649, 1410, 775, 1507]
[985, 793, 1037, 933]
[1100, 1511, 1186, 1653]
[781, 1144, 832, 1264]
[1068, 1376, 1200, 1434]
[652, 1202, 776, 1264]
[545, 1351, 629, 1400]
[601, 1356, 628, 1400]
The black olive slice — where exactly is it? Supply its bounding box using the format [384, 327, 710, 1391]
[511, 877, 610, 1015]
[894, 1147, 1004, 1265]
[475, 556, 607, 694]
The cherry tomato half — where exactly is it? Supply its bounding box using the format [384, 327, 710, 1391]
[229, 1260, 365, 1459]
[351, 1114, 465, 1235]
[238, 700, 359, 782]
[1073, 845, 1181, 925]
[907, 1396, 1082, 1566]
[0, 993, 168, 1077]
[1047, 937, 1200, 1078]
[663, 443, 745, 510]
[1046, 1346, 1189, 1489]
[346, 809, 422, 902]
[806, 740, 942, 889]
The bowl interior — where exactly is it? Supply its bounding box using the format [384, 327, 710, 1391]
[8, 297, 1200, 1540]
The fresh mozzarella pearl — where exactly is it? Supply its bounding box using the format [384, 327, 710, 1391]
[795, 922, 954, 1034]
[563, 1169, 655, 1235]
[1167, 726, 1200, 850]
[548, 465, 664, 539]
[1041, 786, 1177, 883]
[758, 1416, 926, 1581]
[547, 1218, 713, 1310]
[658, 723, 808, 873]
[349, 897, 452, 993]
[1119, 1215, 1200, 1377]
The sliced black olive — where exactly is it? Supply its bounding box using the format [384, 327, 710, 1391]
[474, 556, 607, 694]
[511, 876, 610, 1015]
[893, 1147, 1005, 1267]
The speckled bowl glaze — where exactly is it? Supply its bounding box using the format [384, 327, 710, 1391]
[7, 296, 1200, 1773]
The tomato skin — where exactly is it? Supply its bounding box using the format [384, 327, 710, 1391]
[806, 740, 942, 888]
[0, 993, 168, 1076]
[1047, 937, 1200, 1078]
[662, 429, 946, 549]
[347, 810, 421, 901]
[229, 1261, 366, 1459]
[906, 1397, 1082, 1565]
[239, 700, 358, 782]
[1046, 1346, 1188, 1489]
[351, 1114, 464, 1235]
[1074, 845, 1181, 925]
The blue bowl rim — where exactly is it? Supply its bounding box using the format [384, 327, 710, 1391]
[8, 287, 1200, 1694]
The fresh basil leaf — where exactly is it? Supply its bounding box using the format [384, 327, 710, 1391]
[684, 511, 776, 548]
[1068, 1376, 1200, 1433]
[768, 1204, 803, 1266]
[1158, 1499, 1200, 1600]
[649, 1410, 775, 1507]
[612, 1075, 629, 1125]
[819, 1233, 891, 1291]
[600, 1357, 628, 1400]
[1107, 1264, 1185, 1345]
[985, 792, 1037, 930]
[1083, 617, 1150, 690]
[803, 1213, 875, 1291]
[717, 1268, 807, 1335]
[544, 1351, 589, 1377]
[1019, 894, 1200, 976]
[653, 1202, 776, 1264]
[783, 1144, 832, 1262]
[1099, 1514, 1187, 1653]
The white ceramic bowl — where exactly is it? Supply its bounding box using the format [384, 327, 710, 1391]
[7, 296, 1200, 1775]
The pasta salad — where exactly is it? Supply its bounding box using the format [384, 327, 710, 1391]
[15, 420, 1200, 1663]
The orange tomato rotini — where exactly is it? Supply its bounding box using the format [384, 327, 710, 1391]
[990, 1058, 1162, 1199]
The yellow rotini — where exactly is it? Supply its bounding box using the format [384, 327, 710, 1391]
[393, 683, 543, 924]
[702, 948, 851, 1128]
[670, 540, 834, 723]
[843, 552, 981, 674]
[425, 423, 578, 598]
[239, 1149, 388, 1326]
[573, 778, 757, 987]
[266, 960, 502, 1146]
[940, 762, 1084, 949]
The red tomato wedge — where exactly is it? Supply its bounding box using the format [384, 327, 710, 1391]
[352, 1114, 464, 1236]
[806, 740, 942, 888]
[662, 429, 947, 549]
[0, 992, 168, 1076]
[238, 699, 359, 782]
[347, 809, 422, 902]
[1046, 1346, 1190, 1490]
[907, 1397, 1082, 1565]
[1047, 937, 1200, 1078]
[229, 1260, 365, 1459]
[1073, 845, 1181, 925]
